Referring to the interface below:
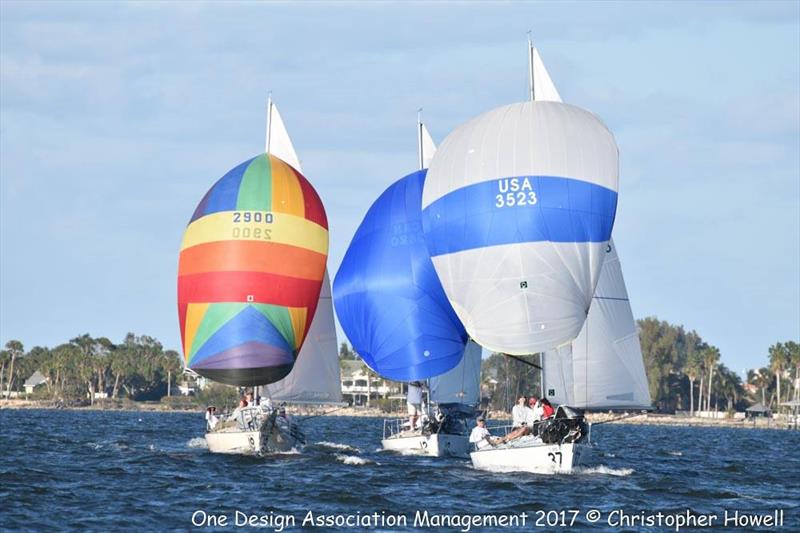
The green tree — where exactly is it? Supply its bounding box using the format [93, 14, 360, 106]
[703, 346, 720, 412]
[3, 340, 24, 398]
[339, 342, 357, 360]
[768, 342, 789, 410]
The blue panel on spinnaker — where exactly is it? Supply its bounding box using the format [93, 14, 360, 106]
[333, 170, 468, 381]
[422, 175, 617, 257]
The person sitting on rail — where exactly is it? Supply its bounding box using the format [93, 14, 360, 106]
[469, 416, 502, 450]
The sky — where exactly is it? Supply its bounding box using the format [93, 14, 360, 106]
[1, 1, 798, 376]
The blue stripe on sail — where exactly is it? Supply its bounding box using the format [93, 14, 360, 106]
[421, 175, 617, 257]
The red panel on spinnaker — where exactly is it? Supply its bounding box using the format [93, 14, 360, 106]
[178, 153, 329, 386]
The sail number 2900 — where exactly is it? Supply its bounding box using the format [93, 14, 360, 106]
[494, 177, 537, 208]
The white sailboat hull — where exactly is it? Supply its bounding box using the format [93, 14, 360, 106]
[470, 441, 591, 474]
[204, 408, 304, 455]
[381, 433, 471, 458]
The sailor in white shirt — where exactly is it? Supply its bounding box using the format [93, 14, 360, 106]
[205, 406, 219, 430]
[469, 417, 500, 450]
[407, 381, 425, 430]
[511, 396, 530, 428]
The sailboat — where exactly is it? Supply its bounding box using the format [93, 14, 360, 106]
[178, 99, 335, 455]
[333, 115, 481, 457]
[421, 38, 619, 472]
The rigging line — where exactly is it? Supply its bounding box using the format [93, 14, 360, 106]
[593, 296, 630, 302]
[591, 411, 648, 426]
[297, 405, 349, 423]
[505, 353, 542, 371]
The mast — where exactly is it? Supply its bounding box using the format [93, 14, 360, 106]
[528, 32, 535, 102]
[417, 108, 424, 171]
[265, 93, 273, 153]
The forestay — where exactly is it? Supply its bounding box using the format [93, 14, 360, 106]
[421, 101, 619, 354]
[543, 240, 652, 409]
[429, 340, 482, 406]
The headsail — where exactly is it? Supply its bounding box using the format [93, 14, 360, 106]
[543, 240, 652, 409]
[264, 98, 342, 401]
[429, 340, 482, 406]
[266, 270, 343, 403]
[178, 153, 329, 386]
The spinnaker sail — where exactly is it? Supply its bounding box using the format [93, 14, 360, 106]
[543, 240, 652, 409]
[178, 153, 329, 386]
[333, 168, 468, 381]
[421, 100, 619, 355]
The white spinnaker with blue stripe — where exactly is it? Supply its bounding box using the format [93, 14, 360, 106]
[421, 101, 619, 355]
[543, 240, 651, 409]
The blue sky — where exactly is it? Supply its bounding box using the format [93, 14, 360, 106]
[1, 1, 798, 376]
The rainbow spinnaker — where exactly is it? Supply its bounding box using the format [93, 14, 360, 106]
[178, 153, 328, 386]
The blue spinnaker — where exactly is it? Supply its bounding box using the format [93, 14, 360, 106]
[333, 170, 468, 381]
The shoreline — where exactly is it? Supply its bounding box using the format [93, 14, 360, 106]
[1, 399, 793, 430]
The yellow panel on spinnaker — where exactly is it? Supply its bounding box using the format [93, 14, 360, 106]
[180, 211, 328, 255]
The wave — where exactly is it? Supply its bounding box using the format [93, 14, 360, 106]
[668, 451, 683, 456]
[186, 437, 208, 449]
[577, 465, 634, 476]
[314, 441, 361, 453]
[335, 454, 376, 466]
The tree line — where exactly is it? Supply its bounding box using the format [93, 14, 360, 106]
[479, 316, 799, 414]
[2, 319, 797, 413]
[0, 333, 182, 403]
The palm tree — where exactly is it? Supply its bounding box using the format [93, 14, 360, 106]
[703, 346, 720, 413]
[684, 349, 701, 415]
[4, 340, 24, 399]
[768, 343, 788, 411]
[788, 341, 800, 402]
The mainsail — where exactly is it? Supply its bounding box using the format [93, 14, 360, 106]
[429, 340, 482, 406]
[333, 119, 470, 382]
[263, 98, 342, 403]
[266, 271, 342, 403]
[178, 153, 329, 386]
[543, 240, 652, 409]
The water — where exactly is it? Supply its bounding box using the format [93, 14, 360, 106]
[1, 409, 798, 531]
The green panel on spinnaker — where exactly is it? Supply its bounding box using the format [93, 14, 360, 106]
[236, 155, 272, 211]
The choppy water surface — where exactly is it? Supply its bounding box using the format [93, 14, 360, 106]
[1, 409, 798, 531]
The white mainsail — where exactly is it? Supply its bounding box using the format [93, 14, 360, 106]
[263, 98, 342, 403]
[266, 270, 343, 403]
[429, 340, 482, 406]
[529, 38, 561, 102]
[543, 240, 652, 409]
[419, 122, 436, 170]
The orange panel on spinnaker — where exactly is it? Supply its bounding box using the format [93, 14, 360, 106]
[178, 154, 328, 386]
